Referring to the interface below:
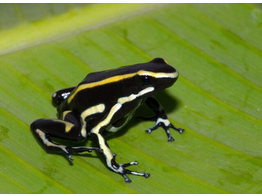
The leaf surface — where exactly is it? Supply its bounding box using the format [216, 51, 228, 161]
[0, 3, 262, 193]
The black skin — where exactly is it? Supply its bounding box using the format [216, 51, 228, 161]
[30, 58, 184, 183]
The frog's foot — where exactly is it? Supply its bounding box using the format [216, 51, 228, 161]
[112, 153, 150, 183]
[65, 146, 102, 161]
[145, 117, 184, 142]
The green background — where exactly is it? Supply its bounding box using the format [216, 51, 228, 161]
[0, 3, 262, 193]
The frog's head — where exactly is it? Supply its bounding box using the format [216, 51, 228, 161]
[133, 58, 178, 98]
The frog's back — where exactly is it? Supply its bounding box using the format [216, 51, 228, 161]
[80, 58, 175, 85]
[57, 58, 177, 115]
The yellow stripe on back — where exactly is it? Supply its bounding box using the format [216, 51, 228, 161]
[68, 73, 136, 103]
[68, 70, 177, 103]
[137, 70, 178, 79]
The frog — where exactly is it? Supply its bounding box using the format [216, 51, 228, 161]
[30, 58, 184, 183]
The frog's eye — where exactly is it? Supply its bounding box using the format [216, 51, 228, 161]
[140, 75, 153, 86]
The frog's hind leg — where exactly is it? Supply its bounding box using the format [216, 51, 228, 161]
[90, 132, 150, 183]
[30, 112, 100, 161]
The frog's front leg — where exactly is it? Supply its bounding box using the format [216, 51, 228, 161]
[30, 111, 101, 161]
[141, 96, 184, 142]
[90, 131, 150, 183]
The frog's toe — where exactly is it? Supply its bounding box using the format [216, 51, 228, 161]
[68, 154, 74, 161]
[122, 174, 132, 183]
[121, 169, 150, 183]
[120, 161, 138, 167]
[169, 124, 185, 134]
[168, 136, 175, 142]
[67, 146, 102, 153]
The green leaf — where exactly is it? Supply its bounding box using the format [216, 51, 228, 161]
[0, 3, 262, 193]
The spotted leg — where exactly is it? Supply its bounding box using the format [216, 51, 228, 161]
[141, 96, 184, 141]
[30, 111, 101, 161]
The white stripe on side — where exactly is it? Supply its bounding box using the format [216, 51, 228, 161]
[90, 87, 155, 173]
[80, 103, 105, 138]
